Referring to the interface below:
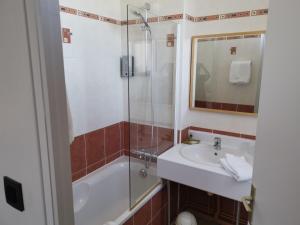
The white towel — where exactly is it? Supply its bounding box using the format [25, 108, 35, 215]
[220, 154, 253, 182]
[229, 60, 252, 84]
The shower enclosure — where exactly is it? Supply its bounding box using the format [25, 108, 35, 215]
[124, 4, 178, 208]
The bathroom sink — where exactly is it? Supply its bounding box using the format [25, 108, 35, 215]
[179, 143, 245, 167]
[157, 130, 256, 201]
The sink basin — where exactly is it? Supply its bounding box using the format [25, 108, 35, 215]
[157, 130, 256, 201]
[179, 143, 249, 167]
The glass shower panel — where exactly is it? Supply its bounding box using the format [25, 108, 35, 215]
[126, 5, 177, 208]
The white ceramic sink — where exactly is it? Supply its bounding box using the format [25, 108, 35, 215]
[157, 130, 256, 201]
[179, 143, 247, 167]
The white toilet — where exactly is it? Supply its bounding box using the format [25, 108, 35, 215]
[176, 211, 198, 225]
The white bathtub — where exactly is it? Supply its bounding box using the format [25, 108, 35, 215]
[73, 156, 162, 225]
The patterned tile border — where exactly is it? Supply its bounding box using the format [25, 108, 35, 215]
[59, 5, 268, 26]
[185, 9, 268, 23]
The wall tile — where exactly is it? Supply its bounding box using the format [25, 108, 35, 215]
[157, 127, 174, 154]
[151, 206, 168, 225]
[86, 160, 105, 174]
[213, 129, 241, 138]
[105, 123, 121, 157]
[72, 169, 86, 182]
[85, 129, 105, 166]
[138, 124, 158, 150]
[181, 127, 189, 142]
[152, 187, 168, 217]
[134, 201, 152, 225]
[123, 217, 133, 225]
[70, 135, 86, 173]
[121, 121, 130, 151]
[106, 151, 121, 164]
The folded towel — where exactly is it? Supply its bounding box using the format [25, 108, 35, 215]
[220, 154, 253, 182]
[229, 60, 252, 84]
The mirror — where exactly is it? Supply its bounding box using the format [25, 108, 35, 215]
[190, 31, 265, 115]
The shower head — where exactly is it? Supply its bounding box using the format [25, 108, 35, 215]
[132, 11, 152, 34]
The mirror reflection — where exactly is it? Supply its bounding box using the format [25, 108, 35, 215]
[190, 31, 265, 114]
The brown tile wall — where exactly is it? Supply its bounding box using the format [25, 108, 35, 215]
[71, 122, 174, 182]
[123, 186, 168, 225]
[70, 122, 126, 181]
[171, 184, 248, 225]
[180, 126, 256, 143]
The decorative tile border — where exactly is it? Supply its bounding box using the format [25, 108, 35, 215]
[186, 8, 268, 23]
[60, 5, 77, 15]
[59, 5, 268, 26]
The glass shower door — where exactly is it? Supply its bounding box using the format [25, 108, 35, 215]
[126, 5, 178, 208]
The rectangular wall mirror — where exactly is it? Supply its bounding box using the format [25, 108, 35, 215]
[190, 31, 265, 115]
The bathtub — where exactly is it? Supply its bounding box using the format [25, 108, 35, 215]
[73, 156, 163, 225]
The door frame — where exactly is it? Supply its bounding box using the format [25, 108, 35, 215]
[23, 0, 74, 224]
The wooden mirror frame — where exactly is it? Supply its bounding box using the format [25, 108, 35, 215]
[189, 31, 266, 116]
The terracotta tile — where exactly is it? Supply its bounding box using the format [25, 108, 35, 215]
[105, 123, 121, 156]
[218, 196, 236, 224]
[123, 217, 133, 225]
[237, 104, 255, 113]
[129, 122, 138, 150]
[241, 134, 256, 140]
[152, 187, 168, 217]
[122, 121, 130, 151]
[222, 103, 237, 111]
[190, 126, 213, 133]
[72, 169, 86, 182]
[85, 129, 105, 166]
[238, 201, 249, 225]
[181, 127, 190, 142]
[157, 128, 174, 155]
[133, 201, 151, 225]
[124, 150, 130, 156]
[213, 130, 241, 138]
[152, 206, 168, 225]
[86, 160, 105, 174]
[106, 151, 121, 164]
[70, 135, 86, 173]
[138, 124, 158, 150]
[170, 182, 179, 221]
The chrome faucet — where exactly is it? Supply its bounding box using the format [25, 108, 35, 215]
[213, 137, 222, 150]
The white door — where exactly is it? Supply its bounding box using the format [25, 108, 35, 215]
[0, 1, 74, 225]
[0, 1, 49, 224]
[251, 0, 300, 225]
